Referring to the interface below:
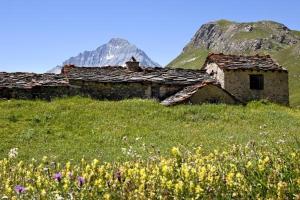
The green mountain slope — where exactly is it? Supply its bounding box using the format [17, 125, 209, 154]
[272, 44, 300, 105]
[167, 20, 300, 106]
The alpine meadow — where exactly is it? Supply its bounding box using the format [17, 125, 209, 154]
[1, 0, 300, 198]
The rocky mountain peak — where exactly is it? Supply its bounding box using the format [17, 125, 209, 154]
[183, 20, 300, 54]
[107, 38, 130, 46]
[48, 38, 160, 73]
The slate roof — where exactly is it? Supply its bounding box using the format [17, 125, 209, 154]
[0, 66, 215, 89]
[203, 53, 287, 72]
[160, 81, 216, 106]
[0, 72, 68, 89]
[66, 66, 214, 85]
[161, 81, 240, 106]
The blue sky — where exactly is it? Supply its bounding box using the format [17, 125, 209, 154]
[0, 0, 299, 73]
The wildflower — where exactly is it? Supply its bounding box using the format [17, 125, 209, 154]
[78, 176, 85, 187]
[42, 156, 48, 162]
[103, 193, 110, 200]
[54, 172, 62, 182]
[171, 147, 181, 157]
[65, 161, 71, 170]
[41, 189, 46, 196]
[8, 148, 18, 159]
[246, 161, 252, 168]
[226, 172, 235, 187]
[55, 194, 64, 200]
[92, 158, 99, 167]
[14, 185, 25, 194]
[290, 152, 296, 158]
[174, 181, 184, 194]
[166, 180, 173, 189]
[195, 185, 204, 194]
[236, 172, 244, 183]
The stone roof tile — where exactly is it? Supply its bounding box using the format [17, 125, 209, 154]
[0, 72, 68, 89]
[203, 53, 287, 72]
[66, 66, 214, 85]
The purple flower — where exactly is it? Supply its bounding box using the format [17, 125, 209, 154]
[54, 172, 62, 182]
[14, 185, 26, 194]
[78, 176, 85, 187]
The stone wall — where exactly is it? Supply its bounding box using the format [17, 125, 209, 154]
[0, 86, 78, 100]
[189, 84, 237, 104]
[68, 80, 184, 101]
[223, 70, 289, 105]
[0, 79, 185, 102]
[204, 63, 225, 87]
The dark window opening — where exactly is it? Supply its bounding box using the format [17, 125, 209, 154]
[249, 74, 264, 90]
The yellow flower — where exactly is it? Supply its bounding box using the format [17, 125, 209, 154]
[226, 172, 235, 187]
[140, 168, 146, 180]
[166, 180, 173, 189]
[66, 161, 71, 170]
[195, 185, 204, 194]
[103, 193, 111, 200]
[174, 181, 183, 194]
[198, 166, 206, 181]
[5, 185, 12, 195]
[37, 176, 42, 187]
[92, 158, 99, 167]
[246, 161, 252, 168]
[63, 183, 69, 191]
[236, 172, 244, 180]
[181, 164, 190, 179]
[41, 189, 47, 196]
[171, 147, 181, 157]
[189, 181, 195, 193]
[42, 156, 48, 162]
[290, 152, 296, 158]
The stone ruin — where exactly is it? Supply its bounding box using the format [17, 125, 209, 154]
[0, 54, 289, 105]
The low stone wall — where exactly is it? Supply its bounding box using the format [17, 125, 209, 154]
[69, 79, 184, 101]
[0, 80, 186, 102]
[0, 86, 78, 100]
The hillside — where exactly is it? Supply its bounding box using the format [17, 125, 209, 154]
[167, 20, 300, 106]
[0, 97, 299, 162]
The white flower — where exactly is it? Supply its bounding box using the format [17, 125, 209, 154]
[55, 194, 64, 200]
[8, 148, 18, 159]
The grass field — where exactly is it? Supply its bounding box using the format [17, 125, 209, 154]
[0, 97, 299, 163]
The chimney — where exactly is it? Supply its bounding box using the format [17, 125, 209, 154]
[61, 64, 75, 76]
[126, 57, 142, 72]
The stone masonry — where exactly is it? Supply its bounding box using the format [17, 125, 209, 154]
[0, 55, 289, 106]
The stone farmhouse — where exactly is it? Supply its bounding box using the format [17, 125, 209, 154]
[0, 54, 289, 106]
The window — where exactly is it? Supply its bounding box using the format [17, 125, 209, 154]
[249, 74, 264, 90]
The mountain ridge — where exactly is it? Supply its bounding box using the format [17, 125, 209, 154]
[167, 19, 300, 106]
[48, 38, 160, 73]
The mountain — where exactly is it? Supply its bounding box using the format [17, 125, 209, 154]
[167, 20, 300, 106]
[48, 38, 160, 73]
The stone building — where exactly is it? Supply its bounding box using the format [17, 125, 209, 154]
[0, 54, 289, 106]
[202, 53, 289, 105]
